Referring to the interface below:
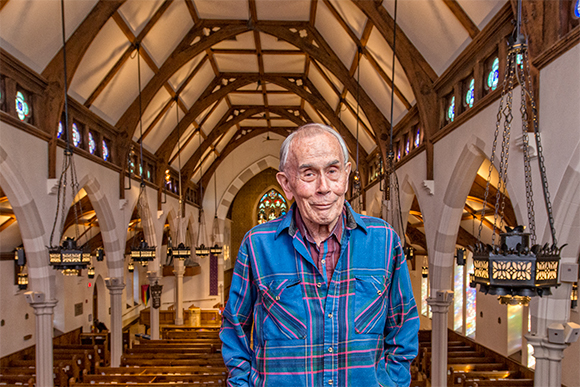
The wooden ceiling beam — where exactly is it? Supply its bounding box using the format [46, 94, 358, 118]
[211, 49, 301, 55]
[442, 0, 480, 39]
[353, 0, 438, 180]
[405, 223, 427, 253]
[0, 218, 16, 233]
[42, 0, 126, 178]
[86, 2, 172, 108]
[456, 226, 477, 252]
[200, 127, 290, 192]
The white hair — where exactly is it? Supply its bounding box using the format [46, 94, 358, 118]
[279, 123, 349, 172]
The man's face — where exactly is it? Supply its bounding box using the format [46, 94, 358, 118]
[277, 131, 351, 228]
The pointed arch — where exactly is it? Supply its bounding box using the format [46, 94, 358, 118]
[0, 146, 52, 297]
[216, 155, 279, 220]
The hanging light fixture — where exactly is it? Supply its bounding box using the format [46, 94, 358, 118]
[48, 0, 90, 275]
[469, 0, 564, 306]
[95, 247, 104, 262]
[173, 96, 191, 261]
[195, 134, 210, 258]
[17, 266, 28, 290]
[571, 283, 578, 309]
[381, 0, 407, 255]
[456, 248, 466, 266]
[87, 266, 95, 279]
[210, 169, 222, 256]
[128, 261, 135, 273]
[130, 43, 156, 267]
[351, 46, 362, 209]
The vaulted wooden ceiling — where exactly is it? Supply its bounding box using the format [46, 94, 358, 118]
[0, 0, 507, 189]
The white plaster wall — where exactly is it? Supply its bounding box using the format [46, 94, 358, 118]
[0, 261, 36, 356]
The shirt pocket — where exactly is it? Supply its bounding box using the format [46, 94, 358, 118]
[354, 275, 388, 335]
[259, 278, 307, 340]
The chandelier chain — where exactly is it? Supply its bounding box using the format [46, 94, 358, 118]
[519, 49, 537, 245]
[521, 49, 557, 246]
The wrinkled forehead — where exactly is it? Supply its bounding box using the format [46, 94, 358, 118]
[288, 131, 344, 166]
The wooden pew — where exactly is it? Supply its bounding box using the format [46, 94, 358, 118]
[54, 344, 106, 367]
[126, 343, 218, 354]
[0, 375, 35, 386]
[93, 365, 228, 376]
[80, 374, 226, 384]
[121, 354, 225, 367]
[459, 373, 534, 386]
[5, 357, 80, 386]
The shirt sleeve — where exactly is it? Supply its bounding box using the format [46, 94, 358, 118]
[220, 236, 256, 387]
[383, 234, 420, 387]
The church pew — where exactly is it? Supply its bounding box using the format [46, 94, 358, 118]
[125, 345, 218, 355]
[0, 374, 35, 386]
[136, 338, 222, 345]
[70, 384, 222, 387]
[77, 373, 227, 385]
[5, 357, 80, 386]
[461, 378, 534, 387]
[449, 363, 507, 372]
[93, 365, 228, 376]
[120, 355, 225, 367]
[55, 344, 108, 366]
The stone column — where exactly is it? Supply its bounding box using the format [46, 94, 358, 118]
[105, 277, 125, 367]
[147, 271, 161, 340]
[427, 290, 454, 387]
[24, 292, 57, 387]
[173, 258, 185, 325]
[526, 333, 568, 387]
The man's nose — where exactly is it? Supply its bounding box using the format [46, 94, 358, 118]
[317, 174, 331, 194]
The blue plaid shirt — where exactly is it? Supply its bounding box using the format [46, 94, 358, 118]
[220, 202, 419, 387]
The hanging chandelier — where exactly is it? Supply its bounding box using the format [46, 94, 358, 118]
[195, 134, 210, 258]
[173, 97, 191, 261]
[469, 0, 564, 306]
[48, 0, 90, 275]
[129, 43, 156, 267]
[210, 169, 222, 256]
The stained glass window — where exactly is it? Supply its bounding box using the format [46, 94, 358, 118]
[421, 276, 431, 318]
[72, 123, 81, 147]
[257, 189, 287, 224]
[465, 78, 475, 109]
[88, 132, 96, 154]
[465, 258, 476, 338]
[487, 57, 499, 91]
[405, 135, 410, 155]
[396, 142, 401, 161]
[527, 343, 535, 369]
[454, 264, 464, 332]
[102, 140, 109, 161]
[447, 95, 455, 123]
[15, 91, 31, 122]
[414, 127, 421, 148]
[57, 121, 63, 139]
[575, 0, 580, 18]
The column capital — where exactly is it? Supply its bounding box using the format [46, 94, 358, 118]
[173, 261, 186, 277]
[427, 290, 454, 313]
[105, 277, 126, 293]
[525, 333, 568, 361]
[24, 292, 58, 315]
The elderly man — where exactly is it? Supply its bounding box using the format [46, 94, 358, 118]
[220, 123, 419, 387]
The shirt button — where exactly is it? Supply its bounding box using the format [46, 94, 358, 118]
[328, 313, 333, 318]
[321, 259, 326, 264]
[317, 282, 322, 288]
[275, 296, 280, 301]
[328, 380, 333, 385]
[377, 290, 382, 296]
[328, 347, 333, 353]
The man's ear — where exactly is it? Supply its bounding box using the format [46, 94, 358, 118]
[343, 162, 352, 194]
[276, 171, 294, 201]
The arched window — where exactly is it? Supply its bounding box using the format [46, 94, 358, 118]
[15, 90, 31, 122]
[72, 123, 81, 147]
[102, 139, 110, 161]
[57, 121, 63, 139]
[447, 95, 455, 123]
[257, 189, 288, 224]
[88, 132, 96, 155]
[464, 78, 475, 109]
[486, 57, 499, 92]
[574, 0, 580, 18]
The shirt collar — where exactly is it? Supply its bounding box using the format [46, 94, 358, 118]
[275, 200, 367, 239]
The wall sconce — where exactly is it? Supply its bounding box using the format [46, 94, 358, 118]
[456, 248, 466, 266]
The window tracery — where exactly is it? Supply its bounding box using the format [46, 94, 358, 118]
[257, 189, 288, 224]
